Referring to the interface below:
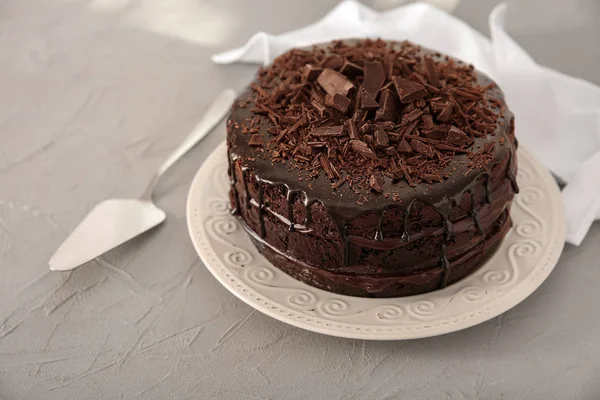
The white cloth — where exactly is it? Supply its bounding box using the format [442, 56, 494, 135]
[212, 0, 600, 246]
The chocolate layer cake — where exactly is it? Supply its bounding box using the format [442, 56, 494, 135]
[227, 39, 518, 298]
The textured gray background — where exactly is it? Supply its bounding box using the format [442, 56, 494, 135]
[1, 0, 600, 399]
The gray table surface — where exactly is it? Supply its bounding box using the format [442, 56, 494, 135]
[1, 0, 599, 399]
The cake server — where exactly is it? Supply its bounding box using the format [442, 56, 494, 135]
[49, 89, 236, 271]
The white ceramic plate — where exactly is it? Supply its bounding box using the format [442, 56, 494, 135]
[187, 142, 565, 340]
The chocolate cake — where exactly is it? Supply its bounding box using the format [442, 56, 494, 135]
[226, 39, 518, 298]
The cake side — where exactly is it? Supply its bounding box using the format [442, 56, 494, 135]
[226, 39, 518, 297]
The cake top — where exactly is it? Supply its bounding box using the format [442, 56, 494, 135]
[230, 39, 512, 206]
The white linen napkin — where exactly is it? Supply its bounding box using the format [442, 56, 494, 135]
[212, 0, 600, 246]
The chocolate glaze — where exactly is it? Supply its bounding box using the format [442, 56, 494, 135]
[226, 40, 518, 297]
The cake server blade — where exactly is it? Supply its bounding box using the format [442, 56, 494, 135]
[49, 89, 235, 271]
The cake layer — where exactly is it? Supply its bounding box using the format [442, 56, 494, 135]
[246, 209, 510, 297]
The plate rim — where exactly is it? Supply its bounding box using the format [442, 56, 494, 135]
[186, 141, 566, 340]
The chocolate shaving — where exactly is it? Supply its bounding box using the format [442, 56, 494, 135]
[402, 108, 424, 123]
[311, 125, 345, 137]
[319, 154, 336, 179]
[346, 120, 360, 139]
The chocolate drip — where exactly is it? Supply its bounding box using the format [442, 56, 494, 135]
[375, 208, 387, 241]
[257, 181, 265, 238]
[470, 189, 485, 236]
[484, 173, 492, 204]
[506, 152, 519, 193]
[229, 155, 241, 215]
[507, 169, 519, 193]
[304, 199, 318, 224]
[287, 190, 297, 232]
[439, 243, 451, 288]
[402, 199, 418, 241]
[242, 167, 251, 209]
[330, 214, 349, 266]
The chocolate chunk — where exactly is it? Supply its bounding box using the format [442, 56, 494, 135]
[325, 93, 351, 114]
[302, 64, 323, 81]
[248, 134, 264, 146]
[402, 108, 424, 123]
[393, 77, 427, 103]
[410, 139, 435, 158]
[311, 125, 345, 137]
[447, 126, 472, 146]
[424, 56, 441, 88]
[384, 146, 396, 156]
[374, 130, 389, 149]
[382, 57, 394, 80]
[321, 55, 344, 70]
[358, 88, 380, 111]
[397, 139, 414, 153]
[363, 61, 386, 95]
[340, 60, 364, 77]
[346, 120, 360, 139]
[424, 125, 449, 140]
[350, 139, 377, 159]
[422, 114, 435, 130]
[369, 174, 384, 193]
[375, 89, 400, 122]
[436, 101, 454, 122]
[317, 68, 354, 97]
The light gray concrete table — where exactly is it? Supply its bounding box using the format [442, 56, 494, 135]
[1, 0, 599, 399]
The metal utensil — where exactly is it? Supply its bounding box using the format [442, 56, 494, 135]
[49, 89, 236, 271]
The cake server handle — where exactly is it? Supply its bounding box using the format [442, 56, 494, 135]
[141, 88, 236, 200]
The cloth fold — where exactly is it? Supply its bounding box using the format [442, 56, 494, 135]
[213, 0, 600, 245]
